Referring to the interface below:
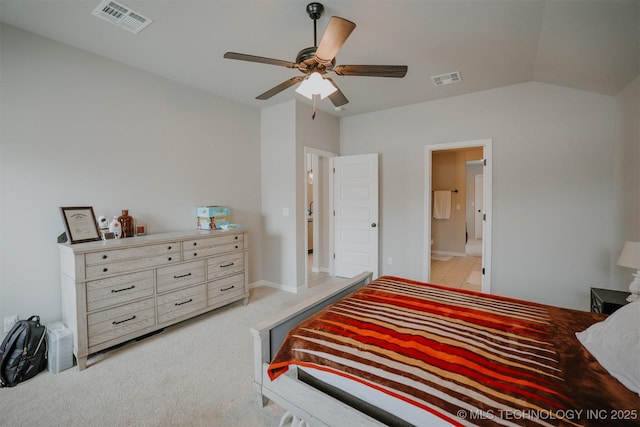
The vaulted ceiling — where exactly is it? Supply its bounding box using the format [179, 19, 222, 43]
[1, 0, 638, 117]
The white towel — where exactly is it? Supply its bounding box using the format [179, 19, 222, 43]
[433, 191, 451, 219]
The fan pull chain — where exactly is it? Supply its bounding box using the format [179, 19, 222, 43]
[312, 94, 317, 120]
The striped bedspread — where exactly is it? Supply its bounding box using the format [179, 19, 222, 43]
[268, 276, 639, 427]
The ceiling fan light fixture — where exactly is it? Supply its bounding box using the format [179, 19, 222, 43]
[295, 72, 337, 100]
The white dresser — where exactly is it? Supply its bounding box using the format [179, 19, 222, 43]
[58, 229, 248, 370]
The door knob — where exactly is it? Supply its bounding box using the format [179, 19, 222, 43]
[371, 223, 377, 228]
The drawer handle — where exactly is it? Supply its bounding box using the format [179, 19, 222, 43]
[235, 236, 238, 240]
[220, 262, 234, 268]
[111, 285, 135, 293]
[112, 315, 136, 325]
[102, 255, 108, 260]
[221, 285, 235, 292]
[174, 273, 192, 279]
[167, 246, 172, 250]
[193, 253, 198, 257]
[168, 257, 173, 261]
[235, 245, 239, 249]
[193, 242, 197, 246]
[174, 298, 193, 306]
[103, 268, 108, 272]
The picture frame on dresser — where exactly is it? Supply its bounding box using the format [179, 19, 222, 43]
[59, 206, 102, 244]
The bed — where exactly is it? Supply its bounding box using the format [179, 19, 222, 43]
[251, 273, 640, 426]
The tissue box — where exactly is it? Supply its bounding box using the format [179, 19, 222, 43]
[196, 206, 230, 218]
[197, 206, 230, 230]
[197, 217, 230, 230]
[47, 322, 73, 374]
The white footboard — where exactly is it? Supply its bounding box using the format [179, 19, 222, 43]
[250, 272, 372, 408]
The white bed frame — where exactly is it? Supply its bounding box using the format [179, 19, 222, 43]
[250, 271, 394, 427]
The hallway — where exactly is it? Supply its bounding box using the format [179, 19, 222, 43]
[430, 255, 482, 292]
[307, 249, 483, 293]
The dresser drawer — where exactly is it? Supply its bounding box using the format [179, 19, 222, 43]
[183, 234, 243, 260]
[157, 284, 207, 324]
[208, 273, 245, 305]
[86, 253, 179, 279]
[207, 252, 244, 280]
[87, 298, 156, 347]
[86, 242, 180, 265]
[86, 270, 154, 312]
[156, 260, 206, 294]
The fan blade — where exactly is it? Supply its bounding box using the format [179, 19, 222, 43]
[224, 52, 298, 69]
[315, 17, 356, 65]
[325, 78, 349, 107]
[333, 65, 408, 78]
[256, 76, 305, 100]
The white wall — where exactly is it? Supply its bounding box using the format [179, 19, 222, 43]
[260, 101, 297, 290]
[611, 76, 640, 287]
[0, 24, 262, 325]
[259, 100, 339, 291]
[341, 82, 617, 310]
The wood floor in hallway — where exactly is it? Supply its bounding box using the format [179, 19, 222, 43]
[430, 255, 482, 292]
[307, 253, 483, 293]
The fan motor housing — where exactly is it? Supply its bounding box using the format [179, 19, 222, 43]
[296, 47, 317, 66]
[297, 47, 334, 72]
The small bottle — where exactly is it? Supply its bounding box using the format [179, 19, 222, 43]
[118, 210, 134, 238]
[109, 216, 122, 239]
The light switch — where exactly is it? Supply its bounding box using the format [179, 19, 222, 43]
[282, 207, 290, 216]
[456, 204, 461, 210]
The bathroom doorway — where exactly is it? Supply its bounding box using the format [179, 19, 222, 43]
[304, 147, 336, 287]
[424, 139, 492, 293]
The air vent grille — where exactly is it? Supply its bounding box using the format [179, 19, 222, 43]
[92, 0, 153, 34]
[431, 71, 462, 86]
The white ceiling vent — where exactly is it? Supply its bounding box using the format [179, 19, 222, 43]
[92, 1, 153, 34]
[431, 71, 462, 87]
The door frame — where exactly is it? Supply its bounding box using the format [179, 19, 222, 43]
[424, 139, 493, 293]
[474, 173, 483, 239]
[303, 146, 338, 287]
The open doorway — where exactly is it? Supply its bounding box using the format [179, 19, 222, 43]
[304, 147, 337, 287]
[424, 139, 492, 293]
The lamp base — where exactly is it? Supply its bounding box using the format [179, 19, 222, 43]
[625, 271, 640, 302]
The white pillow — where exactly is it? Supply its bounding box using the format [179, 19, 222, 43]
[576, 299, 640, 395]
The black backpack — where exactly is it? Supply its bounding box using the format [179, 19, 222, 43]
[0, 315, 48, 387]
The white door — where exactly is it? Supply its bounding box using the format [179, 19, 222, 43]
[333, 153, 379, 278]
[474, 174, 483, 239]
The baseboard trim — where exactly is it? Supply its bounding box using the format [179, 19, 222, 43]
[250, 280, 298, 294]
[431, 250, 466, 257]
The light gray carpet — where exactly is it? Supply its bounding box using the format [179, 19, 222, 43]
[0, 284, 341, 426]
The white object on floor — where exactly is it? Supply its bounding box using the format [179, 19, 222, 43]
[466, 271, 482, 286]
[431, 255, 453, 262]
[47, 322, 73, 374]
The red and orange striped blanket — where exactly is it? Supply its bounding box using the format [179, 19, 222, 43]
[268, 276, 639, 427]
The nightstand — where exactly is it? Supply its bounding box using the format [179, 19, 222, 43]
[590, 287, 631, 315]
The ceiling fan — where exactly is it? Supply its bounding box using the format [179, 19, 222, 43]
[224, 2, 407, 114]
